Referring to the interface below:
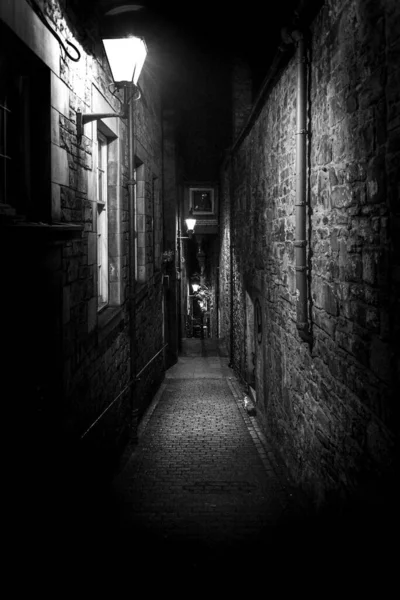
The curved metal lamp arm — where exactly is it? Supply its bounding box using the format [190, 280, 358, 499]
[76, 105, 128, 140]
[76, 83, 140, 142]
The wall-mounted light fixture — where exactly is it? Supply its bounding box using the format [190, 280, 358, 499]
[192, 283, 200, 293]
[177, 209, 197, 240]
[76, 36, 147, 142]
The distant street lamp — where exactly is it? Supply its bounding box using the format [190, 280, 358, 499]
[178, 209, 197, 241]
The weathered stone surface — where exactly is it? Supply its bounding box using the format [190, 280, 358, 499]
[0, 0, 165, 470]
[219, 0, 398, 509]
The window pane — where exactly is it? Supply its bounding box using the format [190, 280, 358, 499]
[97, 132, 108, 308]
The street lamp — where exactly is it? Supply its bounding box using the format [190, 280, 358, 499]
[177, 209, 197, 240]
[76, 35, 147, 141]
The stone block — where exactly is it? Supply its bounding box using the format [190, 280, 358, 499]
[137, 266, 146, 283]
[137, 233, 146, 249]
[344, 254, 363, 282]
[136, 195, 145, 215]
[51, 144, 69, 186]
[51, 183, 61, 221]
[108, 232, 122, 258]
[109, 259, 120, 283]
[136, 180, 145, 199]
[51, 73, 70, 116]
[367, 155, 386, 203]
[137, 247, 146, 267]
[109, 281, 121, 306]
[331, 185, 352, 208]
[137, 214, 146, 232]
[51, 108, 60, 146]
[362, 250, 378, 285]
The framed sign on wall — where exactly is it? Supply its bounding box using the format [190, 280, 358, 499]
[189, 187, 215, 215]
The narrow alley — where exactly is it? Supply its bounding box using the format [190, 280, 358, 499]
[110, 339, 303, 570]
[1, 0, 398, 591]
[53, 339, 392, 591]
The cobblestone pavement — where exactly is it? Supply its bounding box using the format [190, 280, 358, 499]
[20, 341, 392, 593]
[95, 342, 313, 585]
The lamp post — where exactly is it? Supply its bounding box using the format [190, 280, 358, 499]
[177, 210, 197, 240]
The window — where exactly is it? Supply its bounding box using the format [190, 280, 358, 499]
[97, 131, 108, 310]
[134, 160, 145, 282]
[0, 21, 50, 221]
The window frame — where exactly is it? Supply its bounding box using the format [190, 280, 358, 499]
[0, 21, 51, 221]
[134, 159, 145, 283]
[96, 130, 109, 311]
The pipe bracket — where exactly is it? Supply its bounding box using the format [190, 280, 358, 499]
[295, 265, 307, 272]
[294, 240, 307, 248]
[295, 129, 308, 135]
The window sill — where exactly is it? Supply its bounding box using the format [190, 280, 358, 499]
[2, 219, 83, 239]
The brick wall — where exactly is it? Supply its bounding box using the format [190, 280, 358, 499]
[220, 0, 399, 509]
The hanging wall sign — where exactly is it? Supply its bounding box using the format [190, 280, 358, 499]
[255, 298, 262, 344]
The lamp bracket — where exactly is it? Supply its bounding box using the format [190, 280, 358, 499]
[76, 105, 128, 140]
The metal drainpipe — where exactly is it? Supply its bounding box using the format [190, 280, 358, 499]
[177, 194, 182, 352]
[293, 32, 311, 343]
[127, 87, 138, 440]
[228, 161, 234, 368]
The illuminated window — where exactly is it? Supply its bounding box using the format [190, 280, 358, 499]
[134, 160, 145, 282]
[97, 131, 108, 309]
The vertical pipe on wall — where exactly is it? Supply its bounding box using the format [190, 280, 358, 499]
[176, 189, 182, 351]
[127, 86, 138, 439]
[228, 160, 234, 368]
[294, 33, 311, 343]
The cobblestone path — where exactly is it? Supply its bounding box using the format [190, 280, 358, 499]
[103, 355, 307, 583]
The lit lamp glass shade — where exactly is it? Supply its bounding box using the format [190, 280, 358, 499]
[185, 217, 196, 234]
[102, 37, 147, 85]
[192, 283, 200, 292]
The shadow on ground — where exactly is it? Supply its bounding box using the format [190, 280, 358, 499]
[17, 473, 395, 592]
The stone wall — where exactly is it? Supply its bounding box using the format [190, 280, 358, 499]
[232, 58, 253, 141]
[0, 0, 165, 477]
[220, 0, 399, 509]
[218, 162, 232, 347]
